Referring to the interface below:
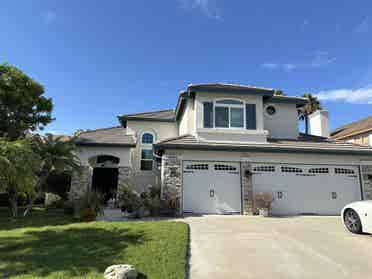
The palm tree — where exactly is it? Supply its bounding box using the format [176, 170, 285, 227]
[23, 134, 81, 216]
[298, 93, 323, 134]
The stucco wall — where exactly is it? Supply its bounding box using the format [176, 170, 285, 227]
[263, 102, 299, 139]
[179, 98, 196, 136]
[193, 92, 267, 143]
[126, 120, 178, 172]
[75, 146, 131, 167]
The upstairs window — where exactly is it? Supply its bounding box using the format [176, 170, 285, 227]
[140, 132, 155, 171]
[203, 99, 256, 130]
[215, 99, 244, 128]
[142, 133, 154, 144]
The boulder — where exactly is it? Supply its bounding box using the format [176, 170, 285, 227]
[44, 193, 62, 207]
[104, 264, 138, 279]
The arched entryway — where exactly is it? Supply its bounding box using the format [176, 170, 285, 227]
[88, 155, 120, 204]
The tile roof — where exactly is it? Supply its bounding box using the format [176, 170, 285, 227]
[187, 83, 276, 94]
[118, 109, 175, 123]
[331, 116, 372, 139]
[75, 126, 136, 147]
[155, 133, 372, 155]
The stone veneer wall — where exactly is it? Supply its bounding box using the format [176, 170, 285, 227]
[361, 165, 372, 200]
[117, 167, 131, 193]
[69, 166, 92, 201]
[241, 161, 254, 215]
[161, 154, 182, 215]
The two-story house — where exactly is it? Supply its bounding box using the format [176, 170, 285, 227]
[71, 83, 372, 216]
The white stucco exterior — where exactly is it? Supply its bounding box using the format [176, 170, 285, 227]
[76, 146, 131, 167]
[263, 102, 299, 139]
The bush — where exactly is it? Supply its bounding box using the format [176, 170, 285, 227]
[79, 191, 104, 221]
[63, 200, 74, 215]
[254, 192, 274, 210]
[45, 171, 71, 200]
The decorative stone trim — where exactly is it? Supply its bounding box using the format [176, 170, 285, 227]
[361, 165, 372, 200]
[68, 166, 92, 201]
[161, 154, 182, 215]
[241, 162, 254, 215]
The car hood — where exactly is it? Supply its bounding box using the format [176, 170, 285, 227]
[345, 200, 372, 209]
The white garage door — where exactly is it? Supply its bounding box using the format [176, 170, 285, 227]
[183, 161, 241, 214]
[252, 164, 362, 215]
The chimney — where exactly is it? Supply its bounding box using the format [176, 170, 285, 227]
[309, 110, 330, 138]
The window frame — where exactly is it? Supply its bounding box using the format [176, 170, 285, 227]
[140, 131, 155, 171]
[141, 132, 154, 144]
[214, 99, 245, 129]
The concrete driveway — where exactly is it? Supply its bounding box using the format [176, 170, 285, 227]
[184, 215, 372, 279]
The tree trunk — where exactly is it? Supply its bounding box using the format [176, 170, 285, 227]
[304, 113, 309, 134]
[23, 172, 49, 216]
[8, 185, 18, 218]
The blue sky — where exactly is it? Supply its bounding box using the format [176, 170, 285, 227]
[1, 0, 371, 135]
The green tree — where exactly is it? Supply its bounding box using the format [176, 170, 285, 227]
[298, 93, 323, 134]
[0, 139, 39, 217]
[0, 63, 53, 140]
[23, 134, 81, 216]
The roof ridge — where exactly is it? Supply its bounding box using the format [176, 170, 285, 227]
[120, 109, 175, 118]
[78, 126, 123, 135]
[188, 83, 275, 92]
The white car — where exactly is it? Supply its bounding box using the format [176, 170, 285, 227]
[342, 200, 372, 234]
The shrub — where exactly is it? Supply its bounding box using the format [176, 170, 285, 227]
[63, 200, 74, 215]
[254, 192, 274, 210]
[45, 171, 71, 200]
[79, 191, 104, 221]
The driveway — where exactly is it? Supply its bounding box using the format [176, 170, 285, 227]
[184, 215, 372, 279]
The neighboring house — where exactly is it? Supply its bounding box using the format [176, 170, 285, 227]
[331, 116, 372, 146]
[70, 83, 372, 216]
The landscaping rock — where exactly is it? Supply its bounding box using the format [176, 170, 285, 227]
[44, 193, 62, 207]
[104, 264, 138, 279]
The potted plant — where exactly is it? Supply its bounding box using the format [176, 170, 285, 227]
[254, 192, 274, 217]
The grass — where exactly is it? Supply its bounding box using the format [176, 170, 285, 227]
[0, 207, 189, 279]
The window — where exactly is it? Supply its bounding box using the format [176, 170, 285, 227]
[215, 99, 244, 128]
[186, 164, 209, 170]
[308, 168, 329, 174]
[142, 133, 154, 144]
[140, 132, 155, 171]
[281, 166, 303, 173]
[141, 149, 153, 170]
[253, 166, 276, 172]
[335, 168, 355, 175]
[266, 105, 276, 116]
[214, 164, 237, 171]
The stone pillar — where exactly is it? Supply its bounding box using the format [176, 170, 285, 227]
[361, 165, 372, 200]
[161, 154, 182, 215]
[69, 166, 92, 201]
[117, 166, 131, 193]
[241, 161, 254, 215]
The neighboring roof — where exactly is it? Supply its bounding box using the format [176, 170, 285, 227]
[75, 126, 136, 147]
[118, 109, 176, 126]
[331, 116, 372, 140]
[154, 133, 372, 156]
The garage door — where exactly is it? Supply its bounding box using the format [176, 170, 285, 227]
[183, 161, 241, 214]
[252, 164, 362, 215]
